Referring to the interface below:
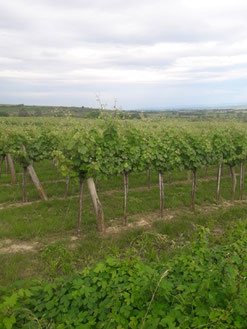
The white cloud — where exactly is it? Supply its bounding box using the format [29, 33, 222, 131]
[1, 0, 247, 108]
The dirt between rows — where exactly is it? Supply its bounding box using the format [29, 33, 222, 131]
[0, 236, 79, 254]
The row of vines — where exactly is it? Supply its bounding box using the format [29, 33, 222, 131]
[1, 118, 247, 233]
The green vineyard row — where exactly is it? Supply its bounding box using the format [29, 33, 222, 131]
[1, 117, 247, 232]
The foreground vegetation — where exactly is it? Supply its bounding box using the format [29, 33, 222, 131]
[1, 218, 247, 328]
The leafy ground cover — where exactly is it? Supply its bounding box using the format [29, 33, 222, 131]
[1, 218, 247, 328]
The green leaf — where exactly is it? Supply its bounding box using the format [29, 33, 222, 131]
[3, 315, 16, 329]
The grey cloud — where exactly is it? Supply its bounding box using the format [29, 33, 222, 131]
[1, 0, 247, 108]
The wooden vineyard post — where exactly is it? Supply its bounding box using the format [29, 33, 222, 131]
[27, 164, 48, 201]
[87, 177, 105, 233]
[216, 162, 223, 204]
[168, 172, 171, 184]
[6, 154, 16, 184]
[0, 156, 3, 179]
[123, 172, 129, 225]
[147, 168, 151, 190]
[239, 162, 244, 200]
[205, 166, 208, 178]
[77, 177, 84, 234]
[190, 169, 197, 211]
[187, 169, 191, 182]
[159, 172, 164, 217]
[52, 159, 56, 169]
[23, 167, 27, 202]
[95, 178, 99, 193]
[5, 156, 9, 174]
[21, 145, 48, 201]
[28, 160, 34, 183]
[229, 166, 237, 201]
[64, 175, 70, 199]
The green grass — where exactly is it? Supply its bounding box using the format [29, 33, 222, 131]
[1, 202, 247, 286]
[0, 162, 241, 205]
[0, 253, 41, 285]
[0, 160, 247, 287]
[0, 167, 244, 239]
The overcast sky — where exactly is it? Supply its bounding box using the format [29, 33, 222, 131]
[1, 0, 247, 109]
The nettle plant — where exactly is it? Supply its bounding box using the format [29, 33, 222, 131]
[2, 221, 247, 328]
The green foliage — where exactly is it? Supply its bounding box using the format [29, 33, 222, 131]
[53, 125, 102, 179]
[2, 117, 247, 181]
[0, 288, 32, 329]
[150, 128, 183, 173]
[2, 221, 247, 328]
[0, 112, 9, 117]
[211, 128, 247, 166]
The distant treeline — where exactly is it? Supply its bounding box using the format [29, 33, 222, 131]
[1, 103, 247, 122]
[0, 104, 143, 120]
